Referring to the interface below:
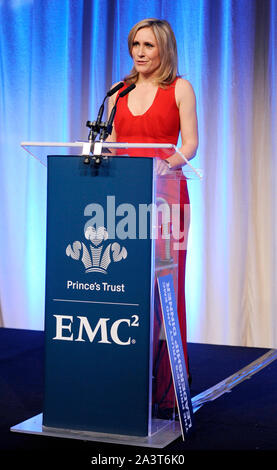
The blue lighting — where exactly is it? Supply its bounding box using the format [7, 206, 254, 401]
[0, 0, 276, 349]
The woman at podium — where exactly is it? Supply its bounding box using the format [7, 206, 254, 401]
[107, 18, 198, 416]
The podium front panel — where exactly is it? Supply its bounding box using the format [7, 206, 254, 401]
[43, 156, 155, 436]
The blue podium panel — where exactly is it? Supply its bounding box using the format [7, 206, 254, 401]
[43, 156, 155, 436]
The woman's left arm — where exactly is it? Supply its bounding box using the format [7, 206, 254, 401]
[166, 78, 199, 169]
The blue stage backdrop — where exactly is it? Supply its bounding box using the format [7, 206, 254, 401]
[0, 0, 276, 348]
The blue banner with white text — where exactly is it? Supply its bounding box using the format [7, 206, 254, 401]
[157, 274, 194, 439]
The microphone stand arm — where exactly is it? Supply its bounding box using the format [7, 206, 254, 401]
[99, 106, 117, 142]
[99, 83, 136, 142]
[83, 82, 135, 166]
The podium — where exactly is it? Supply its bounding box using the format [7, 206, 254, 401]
[11, 142, 202, 447]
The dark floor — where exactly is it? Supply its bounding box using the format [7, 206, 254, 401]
[1, 327, 277, 466]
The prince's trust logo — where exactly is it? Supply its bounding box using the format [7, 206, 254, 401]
[66, 226, 127, 274]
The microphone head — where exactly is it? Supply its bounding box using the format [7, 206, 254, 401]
[119, 83, 136, 98]
[107, 82, 124, 97]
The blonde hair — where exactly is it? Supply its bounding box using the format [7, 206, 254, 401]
[124, 18, 178, 87]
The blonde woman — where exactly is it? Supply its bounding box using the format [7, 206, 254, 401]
[108, 18, 198, 415]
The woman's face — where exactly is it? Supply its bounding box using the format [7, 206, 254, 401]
[131, 27, 161, 78]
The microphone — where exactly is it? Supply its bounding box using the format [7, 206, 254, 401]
[107, 82, 125, 97]
[95, 82, 124, 125]
[101, 83, 136, 140]
[86, 82, 124, 143]
[117, 83, 136, 100]
[84, 82, 135, 165]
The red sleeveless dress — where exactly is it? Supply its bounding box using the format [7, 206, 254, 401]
[114, 79, 190, 409]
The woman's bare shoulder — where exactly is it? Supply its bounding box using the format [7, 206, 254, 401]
[175, 78, 196, 106]
[175, 77, 195, 94]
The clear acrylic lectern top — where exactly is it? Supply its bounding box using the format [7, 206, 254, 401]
[21, 141, 203, 180]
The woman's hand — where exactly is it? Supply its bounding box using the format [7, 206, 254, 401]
[156, 158, 171, 175]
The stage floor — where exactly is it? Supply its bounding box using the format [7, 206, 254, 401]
[1, 327, 277, 465]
